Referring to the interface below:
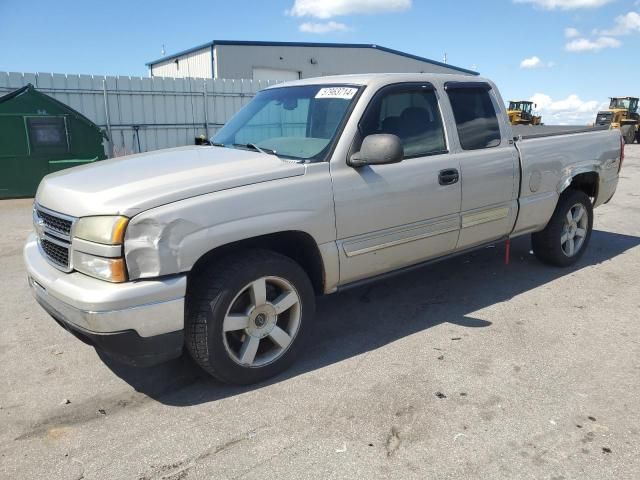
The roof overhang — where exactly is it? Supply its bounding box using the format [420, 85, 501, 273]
[146, 40, 478, 76]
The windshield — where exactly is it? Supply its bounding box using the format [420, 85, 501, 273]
[213, 84, 361, 161]
[509, 102, 531, 113]
[610, 98, 631, 109]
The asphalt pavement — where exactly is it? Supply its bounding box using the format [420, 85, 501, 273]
[1, 146, 640, 479]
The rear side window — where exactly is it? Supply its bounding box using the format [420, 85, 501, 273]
[447, 87, 501, 150]
[360, 86, 447, 158]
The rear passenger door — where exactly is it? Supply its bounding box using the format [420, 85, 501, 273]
[332, 83, 462, 285]
[444, 82, 519, 250]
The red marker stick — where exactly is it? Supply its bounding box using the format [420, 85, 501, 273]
[505, 238, 511, 265]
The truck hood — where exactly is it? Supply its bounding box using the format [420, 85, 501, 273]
[36, 146, 306, 217]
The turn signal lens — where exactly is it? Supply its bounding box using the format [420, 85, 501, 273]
[72, 251, 127, 283]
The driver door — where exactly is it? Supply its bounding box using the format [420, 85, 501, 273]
[331, 83, 462, 285]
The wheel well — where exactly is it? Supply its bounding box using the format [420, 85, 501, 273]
[567, 172, 599, 201]
[189, 231, 325, 295]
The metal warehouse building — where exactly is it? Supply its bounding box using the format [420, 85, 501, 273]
[147, 40, 477, 80]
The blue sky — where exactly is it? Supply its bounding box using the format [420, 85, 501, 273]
[1, 0, 638, 123]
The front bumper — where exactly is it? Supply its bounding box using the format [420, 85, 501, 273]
[24, 234, 187, 366]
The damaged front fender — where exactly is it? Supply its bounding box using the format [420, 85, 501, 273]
[122, 166, 336, 281]
[125, 216, 202, 279]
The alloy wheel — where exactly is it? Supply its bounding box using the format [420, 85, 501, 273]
[222, 276, 302, 367]
[561, 203, 588, 257]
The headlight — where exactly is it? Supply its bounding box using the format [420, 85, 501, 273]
[74, 216, 128, 245]
[72, 251, 127, 283]
[72, 215, 129, 282]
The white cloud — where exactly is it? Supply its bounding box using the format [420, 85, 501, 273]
[514, 0, 612, 9]
[597, 11, 640, 36]
[565, 36, 621, 52]
[530, 93, 605, 125]
[520, 56, 542, 68]
[565, 27, 581, 38]
[299, 21, 350, 33]
[520, 56, 554, 68]
[288, 0, 411, 18]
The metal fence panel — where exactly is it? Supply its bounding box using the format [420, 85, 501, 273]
[0, 71, 281, 157]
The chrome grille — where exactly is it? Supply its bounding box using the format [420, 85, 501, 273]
[37, 209, 72, 237]
[40, 238, 70, 268]
[34, 205, 75, 271]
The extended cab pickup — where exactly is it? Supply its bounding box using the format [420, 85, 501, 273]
[24, 74, 623, 384]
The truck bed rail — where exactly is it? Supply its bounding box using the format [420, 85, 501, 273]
[513, 125, 609, 140]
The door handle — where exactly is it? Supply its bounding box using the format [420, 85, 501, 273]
[438, 168, 459, 186]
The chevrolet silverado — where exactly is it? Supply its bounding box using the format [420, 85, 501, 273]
[24, 73, 623, 384]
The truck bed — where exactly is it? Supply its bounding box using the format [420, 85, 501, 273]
[510, 124, 621, 238]
[512, 125, 609, 140]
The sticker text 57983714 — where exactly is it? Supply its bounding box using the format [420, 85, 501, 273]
[315, 87, 358, 100]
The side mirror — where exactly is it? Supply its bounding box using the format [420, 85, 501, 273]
[348, 134, 404, 168]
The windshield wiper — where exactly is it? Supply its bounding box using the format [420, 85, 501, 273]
[232, 143, 277, 156]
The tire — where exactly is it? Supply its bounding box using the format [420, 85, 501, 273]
[636, 129, 640, 144]
[532, 189, 593, 267]
[621, 125, 635, 144]
[185, 249, 315, 384]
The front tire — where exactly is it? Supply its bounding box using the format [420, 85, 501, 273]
[185, 249, 315, 384]
[532, 189, 593, 267]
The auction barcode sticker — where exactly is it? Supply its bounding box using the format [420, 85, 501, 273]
[315, 87, 358, 100]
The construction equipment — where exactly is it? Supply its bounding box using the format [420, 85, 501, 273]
[507, 100, 542, 126]
[595, 97, 639, 144]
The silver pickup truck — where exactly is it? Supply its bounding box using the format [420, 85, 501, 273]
[24, 73, 623, 384]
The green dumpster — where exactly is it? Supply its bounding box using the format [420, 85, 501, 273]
[0, 84, 106, 198]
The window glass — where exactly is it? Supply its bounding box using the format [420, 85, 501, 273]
[447, 88, 501, 150]
[610, 98, 630, 109]
[214, 85, 358, 161]
[360, 87, 447, 157]
[27, 117, 69, 154]
[235, 98, 310, 145]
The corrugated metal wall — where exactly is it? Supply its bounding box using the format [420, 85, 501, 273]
[0, 72, 280, 157]
[150, 47, 213, 79]
[215, 44, 470, 80]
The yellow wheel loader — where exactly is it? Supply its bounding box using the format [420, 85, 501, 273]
[595, 97, 639, 144]
[507, 100, 542, 126]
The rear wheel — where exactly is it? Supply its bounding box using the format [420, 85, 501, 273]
[621, 125, 635, 144]
[185, 249, 315, 384]
[532, 189, 593, 267]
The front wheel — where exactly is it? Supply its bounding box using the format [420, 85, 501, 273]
[185, 249, 315, 384]
[532, 189, 593, 267]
